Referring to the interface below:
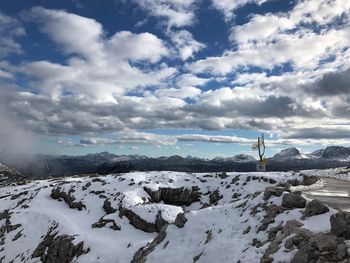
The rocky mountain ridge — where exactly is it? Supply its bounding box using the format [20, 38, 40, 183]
[1, 146, 350, 178]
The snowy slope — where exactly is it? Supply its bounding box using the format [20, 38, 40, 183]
[0, 171, 348, 263]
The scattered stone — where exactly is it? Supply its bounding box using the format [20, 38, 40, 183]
[243, 226, 251, 234]
[282, 193, 306, 209]
[92, 218, 121, 231]
[217, 172, 229, 179]
[302, 175, 318, 186]
[209, 190, 223, 205]
[304, 200, 329, 217]
[263, 186, 290, 200]
[291, 233, 348, 263]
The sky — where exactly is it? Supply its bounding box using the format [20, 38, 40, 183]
[0, 0, 350, 158]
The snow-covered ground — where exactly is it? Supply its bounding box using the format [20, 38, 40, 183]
[0, 170, 348, 263]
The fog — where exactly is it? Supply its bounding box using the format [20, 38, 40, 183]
[0, 86, 36, 158]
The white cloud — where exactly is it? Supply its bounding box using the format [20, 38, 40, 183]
[133, 0, 198, 29]
[107, 31, 168, 63]
[169, 30, 205, 60]
[30, 7, 104, 61]
[21, 8, 175, 102]
[0, 12, 25, 58]
[175, 73, 210, 87]
[211, 0, 269, 21]
[188, 0, 350, 75]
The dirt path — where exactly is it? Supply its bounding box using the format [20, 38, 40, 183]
[303, 177, 350, 212]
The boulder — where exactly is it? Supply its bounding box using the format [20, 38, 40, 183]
[302, 175, 318, 186]
[263, 187, 290, 200]
[282, 193, 306, 209]
[330, 212, 350, 238]
[304, 200, 329, 217]
[174, 212, 187, 228]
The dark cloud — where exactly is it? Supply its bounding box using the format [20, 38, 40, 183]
[284, 127, 350, 139]
[305, 68, 350, 97]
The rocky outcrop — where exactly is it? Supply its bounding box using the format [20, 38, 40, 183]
[291, 233, 348, 263]
[50, 188, 85, 211]
[282, 193, 306, 209]
[330, 212, 350, 238]
[144, 186, 201, 206]
[32, 226, 88, 263]
[304, 200, 329, 217]
[119, 208, 167, 233]
[258, 204, 283, 232]
[103, 199, 117, 214]
[131, 225, 168, 263]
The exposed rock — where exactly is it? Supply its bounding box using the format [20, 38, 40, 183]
[330, 212, 350, 238]
[193, 252, 203, 262]
[92, 218, 121, 230]
[103, 199, 117, 214]
[50, 188, 85, 211]
[291, 233, 348, 263]
[174, 212, 187, 228]
[155, 211, 167, 232]
[258, 204, 283, 232]
[204, 230, 213, 244]
[217, 172, 229, 179]
[10, 190, 28, 200]
[302, 175, 318, 186]
[243, 226, 251, 234]
[131, 225, 167, 263]
[304, 200, 329, 217]
[32, 226, 88, 263]
[287, 179, 301, 186]
[209, 189, 223, 205]
[119, 208, 157, 233]
[282, 193, 306, 209]
[144, 186, 201, 206]
[263, 187, 290, 200]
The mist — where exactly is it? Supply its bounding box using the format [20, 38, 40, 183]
[0, 86, 36, 162]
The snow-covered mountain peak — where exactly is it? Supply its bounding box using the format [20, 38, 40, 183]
[273, 147, 304, 159]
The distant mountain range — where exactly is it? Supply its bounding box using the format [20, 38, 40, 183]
[1, 146, 350, 178]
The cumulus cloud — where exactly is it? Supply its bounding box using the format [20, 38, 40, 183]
[211, 0, 269, 21]
[169, 30, 205, 60]
[132, 0, 199, 29]
[1, 2, 350, 153]
[189, 0, 350, 75]
[0, 12, 25, 58]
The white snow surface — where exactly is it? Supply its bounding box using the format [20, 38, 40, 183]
[0, 170, 342, 263]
